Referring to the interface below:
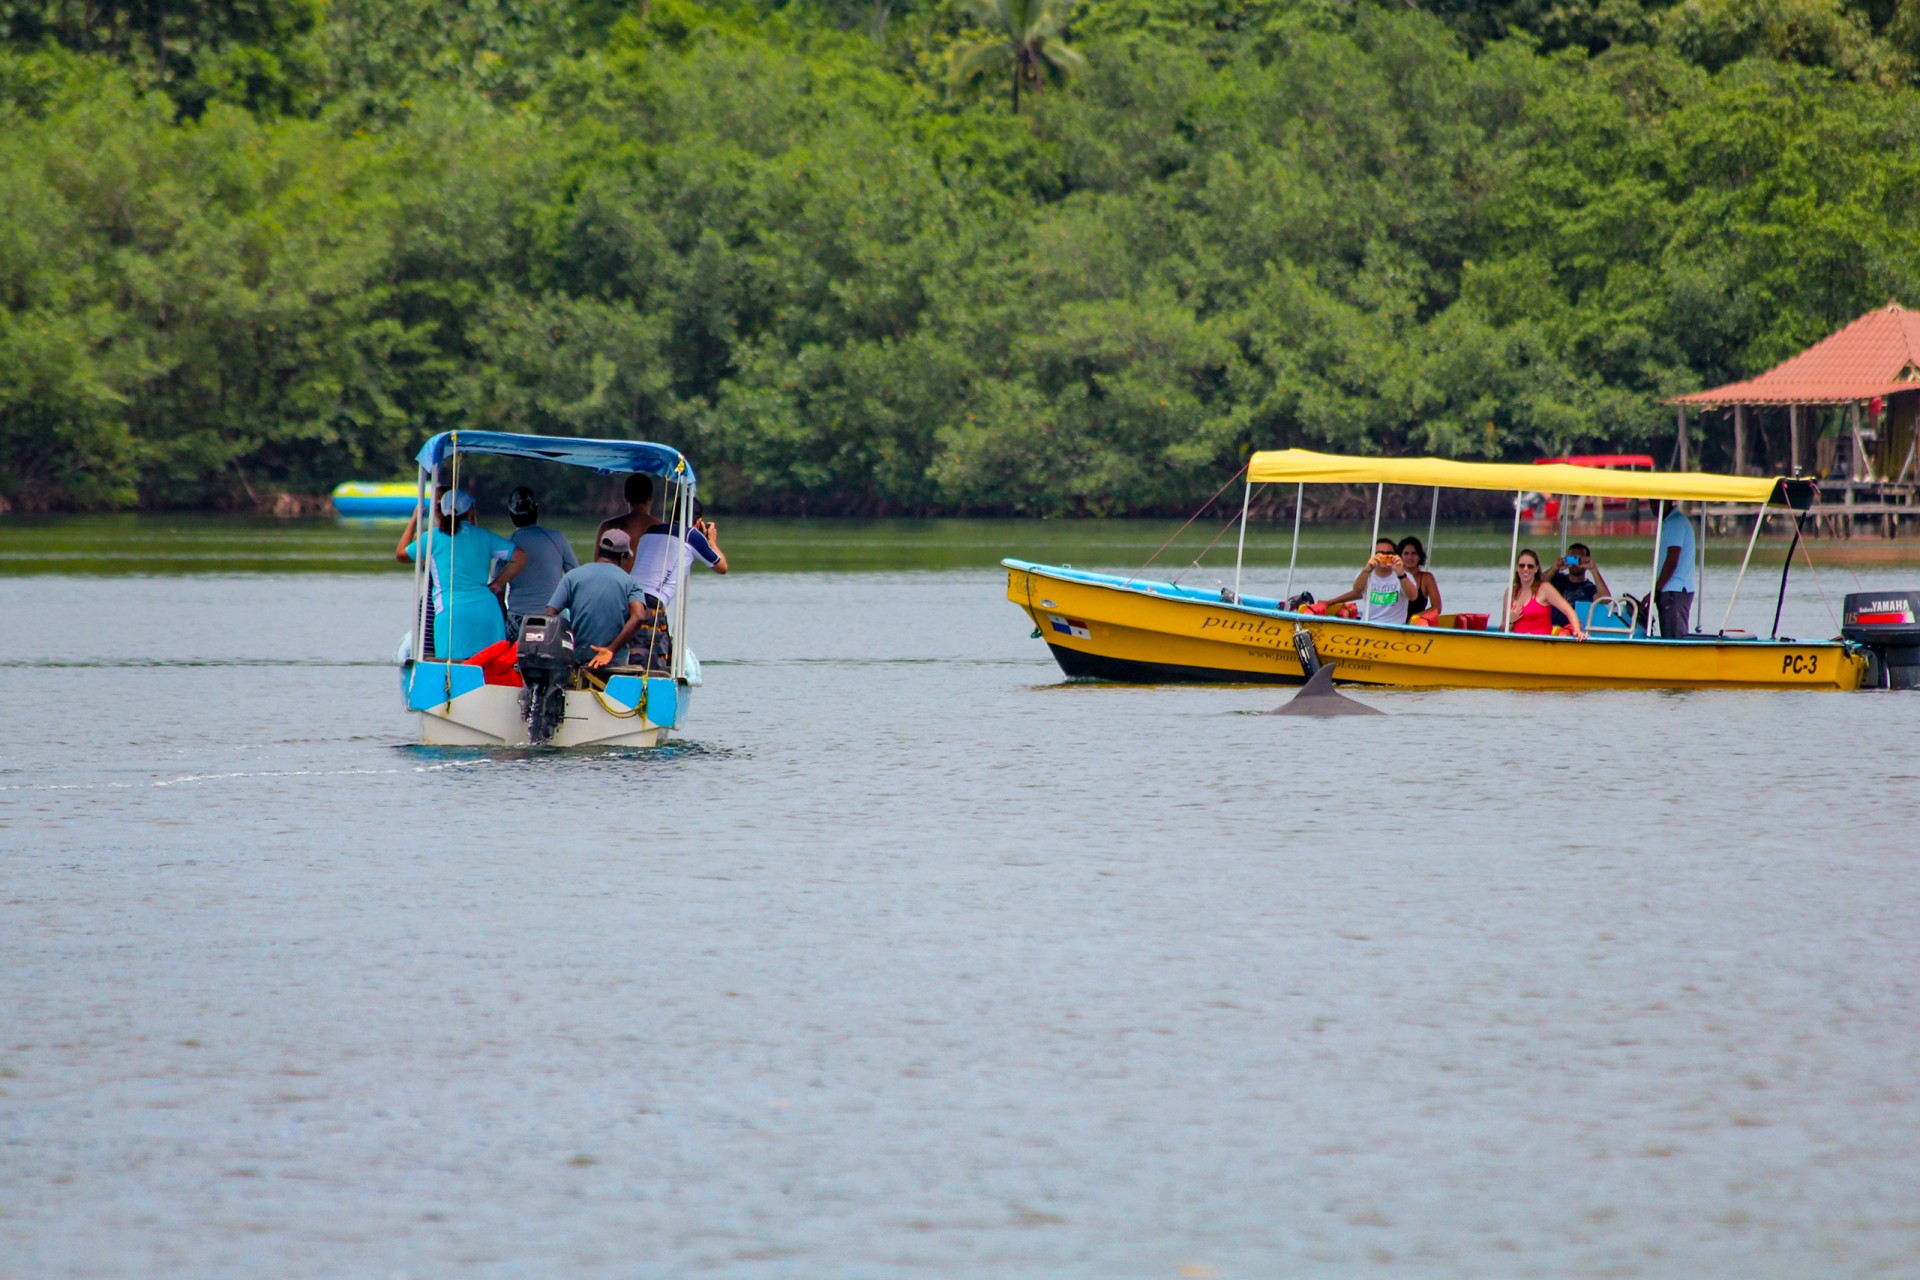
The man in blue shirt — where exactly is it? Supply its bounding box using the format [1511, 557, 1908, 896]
[546, 530, 649, 669]
[504, 486, 577, 632]
[1655, 503, 1698, 638]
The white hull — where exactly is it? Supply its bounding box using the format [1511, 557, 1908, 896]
[402, 662, 686, 747]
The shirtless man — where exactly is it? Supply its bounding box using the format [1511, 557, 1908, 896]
[597, 474, 666, 571]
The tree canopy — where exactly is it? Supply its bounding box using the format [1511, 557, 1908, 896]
[4, 0, 1920, 513]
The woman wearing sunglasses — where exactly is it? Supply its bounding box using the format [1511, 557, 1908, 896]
[1503, 550, 1586, 639]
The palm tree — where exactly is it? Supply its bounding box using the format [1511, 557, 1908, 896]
[947, 0, 1086, 115]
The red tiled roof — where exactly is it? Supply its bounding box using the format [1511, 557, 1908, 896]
[1672, 303, 1920, 405]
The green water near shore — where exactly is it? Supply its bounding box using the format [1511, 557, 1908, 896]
[6, 513, 1915, 576]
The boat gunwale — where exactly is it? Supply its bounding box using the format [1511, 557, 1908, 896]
[1002, 558, 1856, 652]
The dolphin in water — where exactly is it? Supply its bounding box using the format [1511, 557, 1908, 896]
[1264, 663, 1385, 716]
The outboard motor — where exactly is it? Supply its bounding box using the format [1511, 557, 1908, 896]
[1842, 590, 1920, 690]
[515, 614, 574, 742]
[1292, 627, 1322, 678]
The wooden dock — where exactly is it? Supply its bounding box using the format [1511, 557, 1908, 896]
[1702, 478, 1919, 538]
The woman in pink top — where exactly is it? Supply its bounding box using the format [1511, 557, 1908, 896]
[1504, 550, 1586, 639]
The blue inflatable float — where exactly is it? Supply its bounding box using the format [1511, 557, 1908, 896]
[330, 482, 417, 519]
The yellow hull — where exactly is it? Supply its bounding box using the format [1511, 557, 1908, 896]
[1005, 561, 1865, 691]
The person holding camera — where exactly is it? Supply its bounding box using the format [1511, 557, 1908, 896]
[1547, 542, 1611, 628]
[1315, 537, 1421, 624]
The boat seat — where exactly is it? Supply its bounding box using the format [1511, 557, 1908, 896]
[1577, 598, 1645, 637]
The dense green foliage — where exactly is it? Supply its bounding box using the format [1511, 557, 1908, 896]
[5, 0, 1920, 513]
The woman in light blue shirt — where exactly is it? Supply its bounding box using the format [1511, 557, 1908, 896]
[395, 490, 526, 659]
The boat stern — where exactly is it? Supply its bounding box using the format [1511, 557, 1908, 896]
[400, 661, 684, 746]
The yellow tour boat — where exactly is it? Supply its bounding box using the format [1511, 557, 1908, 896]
[1005, 450, 1912, 692]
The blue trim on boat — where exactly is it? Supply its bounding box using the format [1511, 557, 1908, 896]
[1002, 557, 1300, 617]
[403, 661, 486, 710]
[602, 674, 642, 713]
[416, 432, 694, 487]
[644, 678, 678, 728]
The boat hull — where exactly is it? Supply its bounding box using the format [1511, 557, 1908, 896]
[401, 661, 685, 746]
[1006, 560, 1866, 691]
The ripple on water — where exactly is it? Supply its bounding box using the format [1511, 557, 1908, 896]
[2, 565, 1919, 1278]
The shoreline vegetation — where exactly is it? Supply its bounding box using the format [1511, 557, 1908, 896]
[5, 0, 1920, 518]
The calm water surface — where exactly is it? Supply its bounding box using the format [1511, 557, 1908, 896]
[4, 517, 1919, 1278]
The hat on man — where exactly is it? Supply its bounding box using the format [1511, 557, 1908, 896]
[506, 486, 538, 518]
[438, 488, 475, 517]
[597, 528, 632, 557]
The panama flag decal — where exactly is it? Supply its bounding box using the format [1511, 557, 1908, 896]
[1048, 614, 1091, 639]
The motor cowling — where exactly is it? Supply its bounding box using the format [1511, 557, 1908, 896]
[515, 614, 573, 677]
[1842, 590, 1920, 690]
[515, 614, 575, 742]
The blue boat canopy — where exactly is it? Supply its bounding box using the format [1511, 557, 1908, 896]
[414, 431, 694, 487]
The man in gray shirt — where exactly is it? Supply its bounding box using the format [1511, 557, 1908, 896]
[504, 486, 578, 630]
[546, 529, 648, 670]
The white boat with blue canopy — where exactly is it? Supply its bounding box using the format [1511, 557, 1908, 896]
[399, 430, 700, 747]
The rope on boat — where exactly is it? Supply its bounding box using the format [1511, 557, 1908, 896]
[591, 687, 646, 719]
[579, 670, 647, 719]
[1798, 493, 1842, 633]
[1125, 463, 1248, 587]
[1809, 490, 1867, 596]
[1170, 505, 1245, 586]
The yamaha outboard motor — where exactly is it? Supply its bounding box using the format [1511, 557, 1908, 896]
[1842, 590, 1920, 690]
[515, 614, 574, 742]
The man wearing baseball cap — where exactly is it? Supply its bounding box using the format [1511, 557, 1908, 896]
[544, 528, 650, 670]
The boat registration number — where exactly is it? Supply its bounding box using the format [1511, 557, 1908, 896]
[1781, 653, 1819, 675]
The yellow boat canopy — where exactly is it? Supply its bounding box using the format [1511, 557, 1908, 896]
[1247, 449, 1785, 504]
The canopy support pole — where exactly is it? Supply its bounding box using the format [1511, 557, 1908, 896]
[1231, 472, 1252, 603]
[446, 436, 459, 664]
[411, 466, 429, 662]
[1772, 508, 1808, 640]
[671, 474, 692, 682]
[1646, 500, 1665, 637]
[1720, 503, 1766, 633]
[424, 460, 443, 663]
[1426, 487, 1439, 566]
[1283, 483, 1303, 600]
[1502, 490, 1522, 630]
[1363, 483, 1384, 623]
[1696, 504, 1706, 630]
[1558, 494, 1568, 560]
